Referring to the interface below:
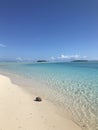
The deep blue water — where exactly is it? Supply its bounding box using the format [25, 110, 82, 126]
[0, 62, 98, 130]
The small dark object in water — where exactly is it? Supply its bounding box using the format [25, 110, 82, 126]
[34, 97, 42, 102]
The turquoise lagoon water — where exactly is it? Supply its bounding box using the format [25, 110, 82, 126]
[0, 62, 98, 130]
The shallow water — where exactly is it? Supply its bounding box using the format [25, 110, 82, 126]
[0, 62, 98, 130]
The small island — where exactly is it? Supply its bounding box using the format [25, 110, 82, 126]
[37, 60, 47, 63]
[72, 60, 88, 62]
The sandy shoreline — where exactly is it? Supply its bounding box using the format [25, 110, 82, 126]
[0, 74, 82, 130]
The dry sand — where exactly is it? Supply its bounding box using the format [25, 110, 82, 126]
[0, 75, 82, 130]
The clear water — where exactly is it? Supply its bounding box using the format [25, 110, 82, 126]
[0, 62, 98, 130]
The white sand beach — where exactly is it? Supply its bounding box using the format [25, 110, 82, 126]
[0, 75, 82, 130]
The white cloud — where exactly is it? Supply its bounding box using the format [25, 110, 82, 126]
[70, 54, 80, 59]
[0, 43, 6, 47]
[82, 56, 87, 59]
[58, 54, 70, 59]
[51, 56, 55, 60]
[16, 57, 23, 61]
[53, 54, 87, 61]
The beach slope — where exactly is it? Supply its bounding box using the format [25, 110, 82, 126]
[0, 75, 82, 130]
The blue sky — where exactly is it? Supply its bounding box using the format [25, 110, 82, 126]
[0, 0, 98, 61]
